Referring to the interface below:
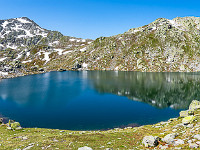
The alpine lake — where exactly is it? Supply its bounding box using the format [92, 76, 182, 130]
[0, 71, 200, 131]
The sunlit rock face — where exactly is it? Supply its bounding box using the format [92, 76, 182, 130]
[89, 71, 200, 109]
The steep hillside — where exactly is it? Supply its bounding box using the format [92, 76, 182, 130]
[53, 17, 200, 72]
[0, 17, 92, 78]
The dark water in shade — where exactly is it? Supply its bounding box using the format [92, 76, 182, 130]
[0, 71, 200, 130]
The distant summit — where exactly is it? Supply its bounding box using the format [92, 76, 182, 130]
[0, 17, 92, 78]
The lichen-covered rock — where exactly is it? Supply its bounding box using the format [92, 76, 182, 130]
[11, 122, 21, 129]
[189, 100, 200, 110]
[7, 120, 22, 130]
[142, 135, 160, 147]
[162, 133, 177, 144]
[182, 116, 195, 125]
[179, 110, 194, 117]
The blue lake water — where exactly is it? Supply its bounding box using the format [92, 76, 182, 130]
[0, 71, 200, 130]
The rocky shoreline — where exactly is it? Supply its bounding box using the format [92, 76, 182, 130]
[142, 100, 200, 149]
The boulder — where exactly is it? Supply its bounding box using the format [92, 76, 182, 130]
[7, 120, 22, 130]
[182, 116, 195, 125]
[142, 135, 160, 147]
[11, 122, 21, 130]
[194, 134, 200, 140]
[189, 100, 200, 110]
[162, 133, 177, 144]
[179, 110, 194, 117]
[78, 146, 93, 150]
[189, 143, 199, 149]
[174, 139, 184, 146]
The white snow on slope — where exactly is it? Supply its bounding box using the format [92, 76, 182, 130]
[2, 21, 9, 28]
[0, 71, 8, 76]
[54, 49, 64, 55]
[63, 50, 73, 55]
[22, 60, 32, 63]
[17, 18, 31, 24]
[82, 63, 88, 68]
[43, 52, 51, 62]
[0, 57, 7, 62]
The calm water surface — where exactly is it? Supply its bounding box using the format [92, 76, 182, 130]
[0, 71, 200, 130]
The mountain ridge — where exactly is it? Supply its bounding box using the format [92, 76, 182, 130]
[1, 16, 200, 78]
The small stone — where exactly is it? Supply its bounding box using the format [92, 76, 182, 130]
[22, 136, 28, 140]
[172, 129, 177, 132]
[189, 143, 199, 148]
[107, 142, 111, 145]
[186, 124, 194, 128]
[142, 136, 160, 147]
[194, 134, 200, 140]
[196, 141, 200, 145]
[159, 145, 168, 149]
[78, 146, 93, 150]
[7, 127, 12, 130]
[188, 140, 192, 143]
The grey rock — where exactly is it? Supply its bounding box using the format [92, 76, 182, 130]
[162, 133, 177, 144]
[78, 146, 93, 150]
[142, 135, 160, 147]
[189, 100, 200, 110]
[194, 134, 200, 140]
[174, 139, 184, 146]
[189, 143, 199, 148]
[159, 145, 168, 149]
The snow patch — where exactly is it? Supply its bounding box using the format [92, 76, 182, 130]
[54, 49, 63, 55]
[0, 57, 7, 62]
[82, 63, 88, 68]
[80, 47, 87, 52]
[0, 71, 8, 76]
[63, 50, 73, 55]
[26, 52, 30, 57]
[69, 39, 76, 42]
[7, 44, 18, 49]
[82, 39, 86, 42]
[43, 52, 51, 62]
[17, 18, 32, 24]
[2, 21, 9, 28]
[22, 60, 32, 63]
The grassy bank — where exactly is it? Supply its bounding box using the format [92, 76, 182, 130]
[1, 110, 200, 149]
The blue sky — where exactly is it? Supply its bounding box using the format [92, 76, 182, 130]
[1, 0, 200, 39]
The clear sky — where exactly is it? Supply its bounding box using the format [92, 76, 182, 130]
[1, 0, 200, 39]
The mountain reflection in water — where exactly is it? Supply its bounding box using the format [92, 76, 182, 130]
[88, 71, 200, 109]
[0, 71, 199, 130]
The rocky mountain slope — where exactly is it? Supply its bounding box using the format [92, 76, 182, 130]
[53, 17, 200, 72]
[1, 16, 200, 78]
[0, 17, 92, 78]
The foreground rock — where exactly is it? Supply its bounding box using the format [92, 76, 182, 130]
[78, 146, 93, 150]
[142, 136, 160, 147]
[162, 133, 177, 144]
[7, 120, 22, 130]
[142, 99, 200, 149]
